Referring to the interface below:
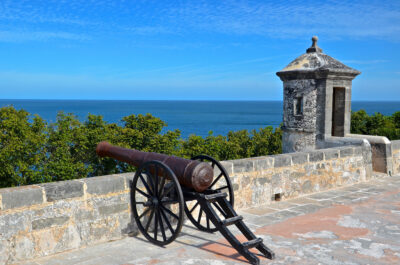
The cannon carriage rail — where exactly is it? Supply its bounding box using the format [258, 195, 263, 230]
[96, 142, 275, 265]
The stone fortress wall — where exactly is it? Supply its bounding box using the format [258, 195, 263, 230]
[3, 141, 400, 264]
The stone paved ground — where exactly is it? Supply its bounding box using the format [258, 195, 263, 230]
[17, 175, 400, 265]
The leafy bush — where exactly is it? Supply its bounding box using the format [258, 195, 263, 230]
[351, 110, 400, 140]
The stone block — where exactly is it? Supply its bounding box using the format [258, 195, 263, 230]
[340, 147, 354, 157]
[353, 146, 364, 157]
[0, 212, 30, 239]
[392, 140, 400, 150]
[41, 180, 84, 202]
[219, 161, 233, 175]
[274, 155, 291, 168]
[324, 149, 339, 160]
[291, 153, 308, 165]
[32, 216, 70, 230]
[0, 185, 43, 210]
[254, 157, 274, 171]
[232, 159, 254, 173]
[309, 151, 324, 162]
[98, 203, 129, 216]
[84, 175, 126, 195]
[256, 177, 269, 186]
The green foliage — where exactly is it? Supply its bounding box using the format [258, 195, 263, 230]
[351, 110, 400, 140]
[3, 106, 398, 188]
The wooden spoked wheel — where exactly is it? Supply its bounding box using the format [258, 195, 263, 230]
[131, 160, 184, 246]
[184, 155, 234, 232]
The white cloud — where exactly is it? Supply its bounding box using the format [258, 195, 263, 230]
[0, 0, 399, 42]
[0, 31, 90, 42]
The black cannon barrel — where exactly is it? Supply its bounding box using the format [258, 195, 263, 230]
[96, 141, 214, 192]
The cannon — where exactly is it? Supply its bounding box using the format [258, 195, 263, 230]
[96, 142, 275, 265]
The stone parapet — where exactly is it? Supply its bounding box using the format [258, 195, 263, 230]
[392, 140, 400, 175]
[227, 145, 372, 209]
[0, 146, 373, 264]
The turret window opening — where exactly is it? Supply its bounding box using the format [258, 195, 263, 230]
[294, 96, 303, 116]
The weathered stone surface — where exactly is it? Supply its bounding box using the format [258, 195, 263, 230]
[324, 148, 339, 160]
[256, 177, 269, 185]
[41, 181, 84, 202]
[232, 159, 254, 173]
[254, 157, 274, 171]
[340, 147, 354, 157]
[274, 155, 291, 167]
[309, 151, 324, 162]
[0, 186, 43, 210]
[0, 212, 31, 239]
[392, 140, 400, 150]
[32, 216, 70, 230]
[219, 161, 233, 175]
[291, 152, 308, 164]
[84, 175, 126, 195]
[98, 203, 129, 216]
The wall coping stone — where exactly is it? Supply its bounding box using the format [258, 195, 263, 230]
[83, 174, 127, 195]
[40, 180, 84, 202]
[0, 185, 43, 210]
[392, 140, 400, 150]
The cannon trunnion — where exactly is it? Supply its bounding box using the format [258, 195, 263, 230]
[96, 142, 275, 264]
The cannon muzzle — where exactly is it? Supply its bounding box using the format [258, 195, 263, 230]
[96, 141, 214, 192]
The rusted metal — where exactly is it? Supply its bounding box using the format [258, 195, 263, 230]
[96, 141, 213, 192]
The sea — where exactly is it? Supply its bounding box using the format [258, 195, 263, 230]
[0, 100, 399, 138]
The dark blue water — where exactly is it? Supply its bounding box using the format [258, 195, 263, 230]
[0, 100, 399, 138]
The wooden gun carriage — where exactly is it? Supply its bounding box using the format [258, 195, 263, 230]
[96, 142, 275, 265]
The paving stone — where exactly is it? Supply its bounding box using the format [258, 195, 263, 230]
[286, 197, 318, 205]
[266, 201, 298, 210]
[290, 204, 324, 214]
[241, 206, 277, 216]
[267, 210, 301, 221]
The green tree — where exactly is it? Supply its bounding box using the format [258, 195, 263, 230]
[0, 107, 48, 187]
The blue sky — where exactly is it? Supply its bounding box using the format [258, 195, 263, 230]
[0, 0, 399, 100]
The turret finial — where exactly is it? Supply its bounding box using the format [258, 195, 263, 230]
[306, 36, 323, 53]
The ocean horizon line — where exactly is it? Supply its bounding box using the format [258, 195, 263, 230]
[1, 99, 400, 102]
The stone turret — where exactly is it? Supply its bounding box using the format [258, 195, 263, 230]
[276, 36, 360, 153]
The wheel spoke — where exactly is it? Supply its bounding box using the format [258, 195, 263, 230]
[135, 188, 151, 198]
[189, 201, 199, 213]
[158, 172, 166, 196]
[216, 185, 228, 191]
[161, 205, 179, 220]
[160, 207, 174, 235]
[161, 183, 175, 199]
[211, 162, 215, 168]
[144, 165, 156, 195]
[138, 207, 151, 220]
[145, 208, 155, 232]
[209, 173, 224, 189]
[197, 209, 203, 223]
[154, 166, 159, 197]
[206, 217, 210, 229]
[154, 210, 158, 240]
[135, 201, 146, 205]
[158, 211, 167, 241]
[139, 174, 153, 196]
